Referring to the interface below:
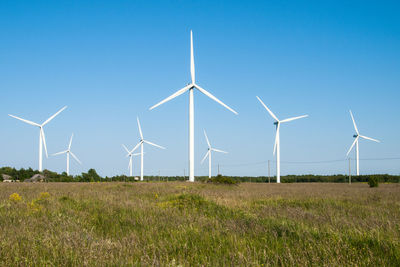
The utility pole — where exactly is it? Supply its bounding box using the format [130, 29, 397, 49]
[349, 158, 351, 184]
[268, 160, 271, 183]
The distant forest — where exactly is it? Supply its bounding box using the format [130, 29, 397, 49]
[0, 167, 399, 183]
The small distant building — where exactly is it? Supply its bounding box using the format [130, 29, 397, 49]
[134, 177, 139, 181]
[2, 174, 13, 182]
[25, 174, 46, 183]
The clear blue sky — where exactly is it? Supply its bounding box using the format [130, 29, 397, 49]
[1, 0, 399, 177]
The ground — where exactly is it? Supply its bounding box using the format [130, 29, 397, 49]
[0, 182, 399, 266]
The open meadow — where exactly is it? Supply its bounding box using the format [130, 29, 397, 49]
[0, 182, 399, 266]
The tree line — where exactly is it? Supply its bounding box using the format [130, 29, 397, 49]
[0, 167, 399, 183]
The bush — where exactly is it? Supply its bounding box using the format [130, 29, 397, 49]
[368, 176, 379, 188]
[207, 175, 239, 185]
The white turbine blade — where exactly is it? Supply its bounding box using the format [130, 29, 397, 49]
[346, 137, 358, 156]
[122, 144, 130, 154]
[68, 133, 74, 150]
[201, 150, 210, 164]
[149, 85, 191, 110]
[212, 148, 228, 154]
[144, 140, 165, 149]
[70, 151, 82, 164]
[273, 123, 280, 155]
[360, 135, 380, 143]
[42, 106, 67, 126]
[130, 141, 143, 154]
[137, 117, 143, 139]
[280, 115, 308, 123]
[190, 30, 195, 83]
[349, 110, 359, 134]
[40, 128, 48, 158]
[256, 96, 279, 121]
[194, 84, 238, 115]
[133, 152, 143, 156]
[204, 130, 211, 148]
[8, 114, 40, 127]
[52, 150, 68, 156]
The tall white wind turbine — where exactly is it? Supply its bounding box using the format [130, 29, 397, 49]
[130, 117, 165, 181]
[346, 110, 380, 176]
[256, 96, 308, 183]
[8, 106, 67, 172]
[122, 144, 142, 177]
[53, 133, 82, 176]
[201, 130, 228, 178]
[149, 30, 238, 182]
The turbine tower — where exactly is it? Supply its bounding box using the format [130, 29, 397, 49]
[53, 133, 82, 176]
[346, 110, 380, 176]
[201, 130, 228, 178]
[8, 106, 67, 172]
[149, 30, 238, 182]
[256, 96, 308, 183]
[131, 117, 165, 181]
[122, 144, 142, 177]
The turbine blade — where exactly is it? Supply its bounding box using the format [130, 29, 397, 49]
[212, 148, 228, 154]
[190, 30, 195, 84]
[52, 150, 68, 156]
[133, 152, 143, 156]
[42, 106, 67, 126]
[204, 130, 211, 148]
[201, 150, 210, 164]
[194, 84, 238, 115]
[359, 135, 380, 143]
[70, 151, 82, 164]
[144, 140, 165, 149]
[130, 141, 142, 154]
[349, 110, 359, 134]
[256, 96, 279, 121]
[346, 137, 358, 156]
[128, 157, 132, 170]
[149, 85, 191, 110]
[122, 144, 130, 154]
[40, 128, 48, 158]
[68, 133, 74, 150]
[280, 115, 308, 123]
[137, 117, 143, 139]
[273, 124, 280, 155]
[8, 114, 40, 127]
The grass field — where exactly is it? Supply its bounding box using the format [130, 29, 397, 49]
[0, 182, 399, 266]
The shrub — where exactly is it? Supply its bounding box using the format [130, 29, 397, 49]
[207, 175, 239, 185]
[368, 176, 379, 188]
[9, 193, 22, 203]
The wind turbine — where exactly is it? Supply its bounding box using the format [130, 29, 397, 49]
[149, 30, 238, 182]
[256, 96, 308, 183]
[346, 110, 380, 176]
[130, 117, 165, 181]
[53, 133, 82, 176]
[201, 130, 228, 178]
[122, 144, 142, 177]
[8, 106, 67, 172]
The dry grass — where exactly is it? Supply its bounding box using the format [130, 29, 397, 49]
[0, 182, 399, 266]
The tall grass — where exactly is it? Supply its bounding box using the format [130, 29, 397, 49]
[0, 182, 399, 266]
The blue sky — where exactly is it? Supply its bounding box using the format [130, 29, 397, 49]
[1, 0, 399, 177]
